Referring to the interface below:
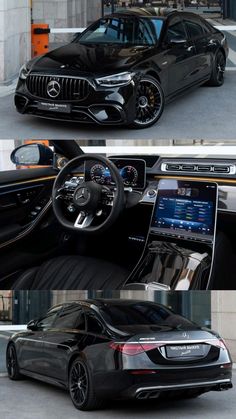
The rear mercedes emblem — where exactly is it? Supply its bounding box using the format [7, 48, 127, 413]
[47, 80, 61, 98]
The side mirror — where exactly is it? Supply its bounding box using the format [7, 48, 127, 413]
[27, 319, 38, 331]
[10, 143, 53, 167]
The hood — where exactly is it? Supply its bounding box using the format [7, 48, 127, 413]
[29, 42, 155, 75]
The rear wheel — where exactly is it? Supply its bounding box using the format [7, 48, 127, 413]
[69, 358, 103, 411]
[6, 343, 22, 380]
[131, 75, 164, 129]
[207, 50, 226, 87]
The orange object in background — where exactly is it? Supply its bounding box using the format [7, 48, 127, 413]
[24, 140, 49, 147]
[31, 23, 49, 57]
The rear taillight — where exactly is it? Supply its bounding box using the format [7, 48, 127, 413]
[206, 338, 228, 350]
[109, 342, 161, 356]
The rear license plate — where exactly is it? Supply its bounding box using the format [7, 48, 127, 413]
[166, 344, 204, 358]
[38, 102, 71, 113]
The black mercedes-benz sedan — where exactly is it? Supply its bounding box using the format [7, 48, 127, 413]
[14, 8, 228, 129]
[6, 299, 232, 411]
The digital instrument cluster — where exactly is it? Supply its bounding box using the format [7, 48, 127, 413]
[85, 158, 146, 189]
[150, 179, 218, 242]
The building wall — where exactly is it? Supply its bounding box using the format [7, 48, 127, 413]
[32, 0, 101, 44]
[0, 0, 31, 83]
[211, 291, 236, 362]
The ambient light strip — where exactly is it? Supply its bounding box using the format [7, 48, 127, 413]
[0, 175, 57, 190]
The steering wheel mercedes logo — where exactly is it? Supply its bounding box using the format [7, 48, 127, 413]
[75, 187, 90, 205]
[47, 80, 61, 98]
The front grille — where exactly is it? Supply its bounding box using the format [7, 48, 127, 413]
[26, 75, 91, 101]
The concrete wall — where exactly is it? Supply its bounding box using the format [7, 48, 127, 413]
[211, 291, 236, 362]
[32, 0, 101, 44]
[0, 140, 15, 171]
[0, 0, 31, 83]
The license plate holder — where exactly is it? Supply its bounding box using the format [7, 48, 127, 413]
[166, 344, 204, 358]
[38, 102, 71, 113]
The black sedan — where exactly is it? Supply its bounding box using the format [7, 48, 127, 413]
[6, 299, 233, 411]
[14, 8, 228, 129]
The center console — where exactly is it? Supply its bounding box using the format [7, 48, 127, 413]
[125, 179, 218, 290]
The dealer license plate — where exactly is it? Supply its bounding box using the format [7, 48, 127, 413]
[166, 344, 205, 358]
[38, 102, 71, 113]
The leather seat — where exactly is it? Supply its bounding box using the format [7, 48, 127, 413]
[13, 255, 129, 290]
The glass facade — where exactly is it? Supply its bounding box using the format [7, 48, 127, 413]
[0, 291, 211, 327]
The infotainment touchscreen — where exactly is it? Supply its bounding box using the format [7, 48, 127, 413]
[150, 179, 218, 242]
[85, 158, 146, 189]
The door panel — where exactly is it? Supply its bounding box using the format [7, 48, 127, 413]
[16, 332, 44, 372]
[183, 18, 212, 82]
[0, 167, 70, 285]
[163, 16, 198, 96]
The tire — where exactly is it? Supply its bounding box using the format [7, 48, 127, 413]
[6, 343, 23, 380]
[69, 358, 103, 411]
[130, 75, 165, 129]
[207, 50, 226, 87]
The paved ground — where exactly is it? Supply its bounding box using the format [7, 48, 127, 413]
[0, 372, 235, 419]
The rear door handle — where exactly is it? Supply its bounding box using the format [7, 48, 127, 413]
[186, 45, 195, 52]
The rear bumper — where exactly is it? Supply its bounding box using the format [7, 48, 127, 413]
[134, 378, 232, 400]
[93, 364, 232, 400]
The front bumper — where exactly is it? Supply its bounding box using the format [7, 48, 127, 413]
[14, 75, 137, 125]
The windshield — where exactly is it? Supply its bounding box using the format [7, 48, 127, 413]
[99, 302, 194, 328]
[77, 17, 163, 46]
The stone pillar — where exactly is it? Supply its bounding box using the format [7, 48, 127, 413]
[0, 140, 15, 171]
[0, 0, 31, 84]
[211, 291, 236, 362]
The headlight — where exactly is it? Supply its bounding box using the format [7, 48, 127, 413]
[95, 72, 134, 87]
[19, 64, 29, 80]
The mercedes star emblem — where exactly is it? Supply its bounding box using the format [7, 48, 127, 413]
[47, 80, 61, 98]
[75, 188, 90, 205]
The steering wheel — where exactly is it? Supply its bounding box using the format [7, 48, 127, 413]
[52, 154, 125, 234]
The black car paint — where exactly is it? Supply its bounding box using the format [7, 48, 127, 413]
[14, 10, 228, 126]
[7, 300, 232, 401]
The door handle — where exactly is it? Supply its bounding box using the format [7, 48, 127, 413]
[186, 45, 194, 52]
[208, 39, 217, 46]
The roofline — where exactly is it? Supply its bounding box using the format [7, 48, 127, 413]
[49, 299, 164, 310]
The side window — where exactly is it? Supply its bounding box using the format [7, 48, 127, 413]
[184, 20, 205, 40]
[37, 311, 58, 331]
[166, 18, 187, 43]
[53, 305, 85, 330]
[86, 311, 105, 335]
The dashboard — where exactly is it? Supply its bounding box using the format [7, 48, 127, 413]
[63, 155, 236, 217]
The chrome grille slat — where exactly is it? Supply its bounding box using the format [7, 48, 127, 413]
[26, 75, 90, 101]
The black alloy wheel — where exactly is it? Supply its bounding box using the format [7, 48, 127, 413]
[208, 50, 226, 87]
[132, 75, 164, 129]
[6, 344, 22, 380]
[69, 358, 102, 411]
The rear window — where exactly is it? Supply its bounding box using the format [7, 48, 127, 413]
[100, 303, 193, 328]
